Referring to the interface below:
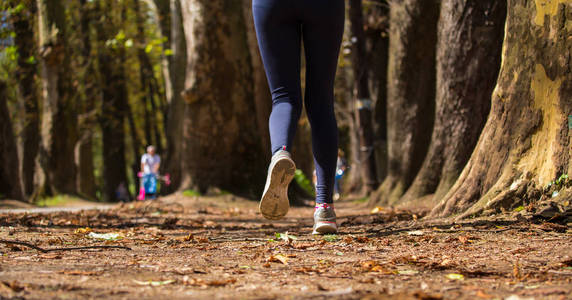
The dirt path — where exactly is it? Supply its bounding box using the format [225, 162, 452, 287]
[1, 194, 571, 299]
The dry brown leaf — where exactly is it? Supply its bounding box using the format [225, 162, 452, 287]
[458, 235, 470, 244]
[267, 254, 289, 265]
[59, 270, 102, 276]
[356, 236, 370, 243]
[475, 290, 494, 299]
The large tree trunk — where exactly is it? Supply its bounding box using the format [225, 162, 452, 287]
[151, 0, 187, 192]
[242, 0, 271, 162]
[11, 0, 39, 199]
[431, 0, 571, 218]
[96, 0, 129, 202]
[36, 0, 78, 198]
[349, 0, 379, 193]
[365, 0, 390, 182]
[0, 82, 25, 200]
[180, 1, 265, 196]
[398, 0, 506, 207]
[370, 0, 440, 206]
[76, 0, 97, 199]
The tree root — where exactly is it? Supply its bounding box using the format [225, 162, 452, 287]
[0, 239, 131, 252]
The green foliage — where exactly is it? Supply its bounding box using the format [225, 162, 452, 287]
[545, 174, 569, 189]
[322, 234, 339, 242]
[183, 189, 201, 197]
[37, 195, 84, 207]
[294, 169, 315, 197]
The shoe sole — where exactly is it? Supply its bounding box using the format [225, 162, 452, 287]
[259, 156, 295, 220]
[312, 222, 338, 235]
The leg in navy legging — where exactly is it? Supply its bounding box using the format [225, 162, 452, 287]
[252, 1, 302, 154]
[253, 0, 345, 204]
[302, 0, 345, 203]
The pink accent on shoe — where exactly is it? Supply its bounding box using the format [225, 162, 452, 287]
[314, 203, 334, 210]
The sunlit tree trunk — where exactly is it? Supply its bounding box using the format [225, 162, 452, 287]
[370, 0, 440, 206]
[399, 0, 506, 208]
[151, 0, 187, 192]
[180, 1, 265, 196]
[431, 0, 571, 218]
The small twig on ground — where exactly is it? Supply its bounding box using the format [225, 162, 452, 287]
[0, 239, 131, 252]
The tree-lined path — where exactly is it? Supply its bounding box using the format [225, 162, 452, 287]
[1, 195, 571, 299]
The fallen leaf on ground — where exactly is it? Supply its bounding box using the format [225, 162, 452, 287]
[74, 227, 92, 234]
[397, 269, 419, 275]
[59, 270, 103, 276]
[445, 273, 465, 280]
[370, 206, 384, 214]
[475, 290, 494, 299]
[132, 279, 175, 286]
[87, 232, 123, 241]
[407, 230, 425, 236]
[182, 276, 236, 287]
[267, 254, 289, 265]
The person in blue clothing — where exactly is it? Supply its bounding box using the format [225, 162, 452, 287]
[254, 0, 345, 234]
[139, 145, 160, 200]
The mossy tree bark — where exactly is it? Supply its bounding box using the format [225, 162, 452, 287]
[431, 0, 572, 218]
[10, 0, 39, 199]
[399, 0, 506, 207]
[180, 1, 266, 197]
[370, 0, 440, 206]
[35, 0, 78, 198]
[0, 82, 25, 200]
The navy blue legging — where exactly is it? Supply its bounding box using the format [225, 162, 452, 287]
[253, 0, 345, 204]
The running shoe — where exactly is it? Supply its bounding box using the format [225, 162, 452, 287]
[312, 203, 337, 234]
[259, 150, 296, 220]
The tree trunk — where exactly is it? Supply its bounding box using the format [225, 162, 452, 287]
[431, 0, 572, 218]
[134, 0, 164, 154]
[96, 0, 129, 202]
[150, 0, 187, 192]
[0, 82, 25, 200]
[180, 1, 265, 196]
[365, 0, 390, 182]
[349, 0, 379, 193]
[36, 0, 78, 198]
[399, 0, 506, 207]
[242, 0, 271, 162]
[76, 0, 97, 199]
[370, 0, 440, 206]
[11, 1, 39, 199]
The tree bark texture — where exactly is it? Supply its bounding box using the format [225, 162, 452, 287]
[370, 0, 440, 206]
[162, 0, 188, 192]
[349, 0, 379, 193]
[180, 1, 265, 196]
[96, 0, 129, 202]
[399, 0, 506, 207]
[431, 0, 572, 218]
[0, 82, 25, 200]
[36, 0, 78, 197]
[76, 0, 97, 199]
[11, 1, 39, 199]
[365, 0, 390, 182]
